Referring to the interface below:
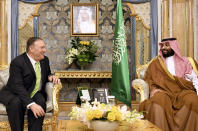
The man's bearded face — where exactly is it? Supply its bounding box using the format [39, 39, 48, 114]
[160, 42, 175, 58]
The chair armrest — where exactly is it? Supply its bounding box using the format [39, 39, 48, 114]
[0, 67, 9, 90]
[52, 83, 62, 116]
[45, 82, 54, 112]
[45, 82, 62, 115]
[132, 79, 149, 102]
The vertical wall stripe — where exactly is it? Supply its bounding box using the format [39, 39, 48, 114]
[150, 0, 158, 58]
[169, 0, 172, 37]
[34, 17, 38, 36]
[131, 16, 136, 80]
[158, 0, 162, 53]
[194, 0, 197, 61]
[7, 0, 11, 63]
[11, 0, 18, 59]
[162, 0, 169, 39]
[0, 0, 8, 66]
[184, 0, 187, 56]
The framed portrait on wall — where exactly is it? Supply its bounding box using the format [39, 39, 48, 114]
[71, 3, 99, 36]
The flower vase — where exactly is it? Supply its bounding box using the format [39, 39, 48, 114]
[91, 120, 119, 131]
[80, 66, 84, 70]
[76, 60, 88, 70]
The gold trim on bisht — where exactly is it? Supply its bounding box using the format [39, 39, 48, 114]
[188, 57, 198, 75]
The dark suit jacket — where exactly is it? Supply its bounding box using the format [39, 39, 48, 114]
[0, 53, 51, 107]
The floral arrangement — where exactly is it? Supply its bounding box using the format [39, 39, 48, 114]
[68, 100, 144, 127]
[65, 37, 98, 67]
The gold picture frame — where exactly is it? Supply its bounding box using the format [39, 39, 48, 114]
[71, 3, 99, 36]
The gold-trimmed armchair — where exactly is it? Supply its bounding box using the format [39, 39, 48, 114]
[132, 59, 154, 102]
[0, 67, 62, 131]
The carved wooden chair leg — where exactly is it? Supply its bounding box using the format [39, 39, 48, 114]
[52, 123, 56, 131]
[45, 125, 49, 131]
[42, 125, 45, 131]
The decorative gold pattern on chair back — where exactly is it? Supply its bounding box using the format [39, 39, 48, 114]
[136, 58, 155, 79]
[135, 18, 150, 67]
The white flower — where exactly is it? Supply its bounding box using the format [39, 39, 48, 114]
[68, 102, 143, 127]
[70, 48, 79, 55]
[65, 48, 79, 64]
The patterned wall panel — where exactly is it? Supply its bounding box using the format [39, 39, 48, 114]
[38, 0, 132, 73]
[37, 0, 132, 102]
[18, 1, 40, 54]
[18, 1, 37, 28]
[18, 21, 34, 54]
[135, 20, 150, 66]
[132, 3, 150, 27]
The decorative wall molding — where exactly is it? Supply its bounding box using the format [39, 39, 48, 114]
[55, 71, 112, 78]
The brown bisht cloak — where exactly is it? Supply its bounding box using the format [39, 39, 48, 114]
[140, 56, 198, 131]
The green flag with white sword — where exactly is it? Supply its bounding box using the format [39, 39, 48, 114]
[110, 0, 131, 107]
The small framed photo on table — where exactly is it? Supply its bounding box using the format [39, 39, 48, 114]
[71, 3, 99, 36]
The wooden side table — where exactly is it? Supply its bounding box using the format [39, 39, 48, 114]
[57, 120, 92, 131]
[57, 120, 161, 131]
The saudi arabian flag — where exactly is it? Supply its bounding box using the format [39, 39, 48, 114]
[111, 0, 131, 107]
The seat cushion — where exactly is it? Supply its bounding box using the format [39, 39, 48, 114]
[0, 114, 8, 121]
[0, 68, 9, 90]
[0, 104, 6, 115]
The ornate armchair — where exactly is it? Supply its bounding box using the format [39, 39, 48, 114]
[132, 59, 154, 102]
[0, 67, 62, 131]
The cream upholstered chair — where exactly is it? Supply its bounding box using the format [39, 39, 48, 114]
[132, 59, 155, 102]
[0, 67, 62, 131]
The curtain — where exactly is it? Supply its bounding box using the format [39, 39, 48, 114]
[123, 0, 158, 58]
[11, 0, 52, 59]
[11, 0, 18, 59]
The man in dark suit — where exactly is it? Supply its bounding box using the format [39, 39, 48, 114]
[0, 37, 60, 131]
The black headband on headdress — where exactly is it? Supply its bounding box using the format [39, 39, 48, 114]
[161, 38, 177, 42]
